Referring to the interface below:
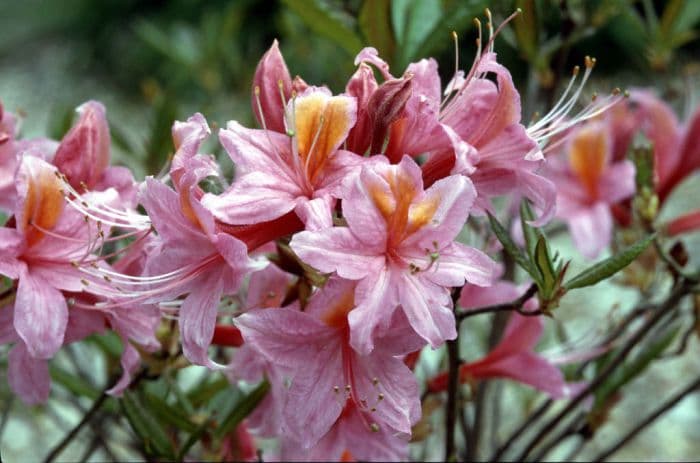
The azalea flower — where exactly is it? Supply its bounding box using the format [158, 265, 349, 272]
[291, 156, 496, 354]
[545, 120, 635, 258]
[235, 277, 422, 451]
[204, 43, 365, 230]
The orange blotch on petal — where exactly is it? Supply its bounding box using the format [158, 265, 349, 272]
[294, 93, 355, 182]
[320, 287, 355, 329]
[569, 125, 608, 199]
[24, 167, 65, 246]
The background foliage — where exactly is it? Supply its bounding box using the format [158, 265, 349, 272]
[1, 0, 700, 461]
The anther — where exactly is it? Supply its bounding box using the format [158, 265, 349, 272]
[370, 423, 380, 433]
[372, 377, 379, 386]
[378, 393, 384, 401]
[80, 279, 90, 286]
[333, 386, 340, 393]
[572, 65, 580, 77]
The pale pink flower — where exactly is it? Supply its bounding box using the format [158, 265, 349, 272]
[546, 120, 635, 258]
[291, 156, 496, 354]
[235, 277, 422, 450]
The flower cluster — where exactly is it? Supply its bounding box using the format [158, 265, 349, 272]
[2, 18, 699, 461]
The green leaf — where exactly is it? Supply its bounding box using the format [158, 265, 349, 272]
[564, 234, 656, 290]
[282, 0, 363, 56]
[143, 391, 198, 433]
[487, 212, 541, 284]
[214, 380, 270, 439]
[391, 0, 442, 68]
[50, 365, 102, 401]
[121, 391, 175, 458]
[519, 199, 541, 261]
[359, 0, 395, 62]
[534, 236, 556, 296]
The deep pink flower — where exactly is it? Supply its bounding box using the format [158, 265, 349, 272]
[291, 156, 496, 354]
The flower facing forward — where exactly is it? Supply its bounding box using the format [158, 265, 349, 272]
[291, 156, 496, 354]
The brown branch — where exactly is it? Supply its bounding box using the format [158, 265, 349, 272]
[592, 374, 700, 462]
[456, 284, 539, 321]
[445, 286, 464, 461]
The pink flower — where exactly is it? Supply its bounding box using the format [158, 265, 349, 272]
[280, 401, 409, 462]
[204, 43, 364, 230]
[429, 282, 581, 399]
[0, 156, 106, 359]
[235, 277, 422, 450]
[291, 156, 496, 354]
[351, 47, 556, 225]
[546, 120, 635, 258]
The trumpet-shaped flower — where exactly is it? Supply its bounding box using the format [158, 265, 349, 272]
[204, 43, 365, 230]
[0, 156, 111, 359]
[235, 277, 422, 451]
[291, 156, 496, 354]
[545, 120, 635, 258]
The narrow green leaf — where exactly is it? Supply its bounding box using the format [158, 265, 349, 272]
[214, 380, 270, 439]
[176, 417, 213, 462]
[487, 212, 541, 284]
[143, 391, 198, 433]
[282, 0, 363, 56]
[359, 0, 395, 62]
[50, 365, 102, 401]
[519, 199, 541, 261]
[121, 391, 174, 458]
[564, 234, 656, 290]
[534, 236, 556, 296]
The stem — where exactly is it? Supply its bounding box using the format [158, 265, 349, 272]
[514, 280, 690, 460]
[445, 286, 464, 461]
[489, 398, 553, 461]
[42, 391, 109, 463]
[592, 374, 700, 462]
[457, 284, 539, 321]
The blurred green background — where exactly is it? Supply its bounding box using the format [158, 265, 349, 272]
[1, 0, 700, 461]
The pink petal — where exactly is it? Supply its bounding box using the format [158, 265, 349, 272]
[179, 274, 224, 368]
[14, 269, 68, 359]
[354, 47, 392, 80]
[397, 272, 456, 349]
[421, 242, 497, 288]
[348, 268, 397, 355]
[567, 202, 612, 259]
[252, 40, 293, 133]
[401, 173, 475, 251]
[52, 101, 110, 190]
[219, 121, 297, 182]
[9, 343, 50, 404]
[295, 196, 334, 231]
[598, 160, 636, 203]
[203, 171, 301, 225]
[290, 227, 385, 280]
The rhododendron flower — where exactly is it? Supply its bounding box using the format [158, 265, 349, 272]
[235, 277, 421, 451]
[0, 156, 113, 359]
[429, 282, 581, 399]
[291, 156, 497, 354]
[204, 43, 364, 230]
[280, 402, 409, 462]
[138, 115, 264, 368]
[546, 120, 635, 258]
[351, 43, 557, 226]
